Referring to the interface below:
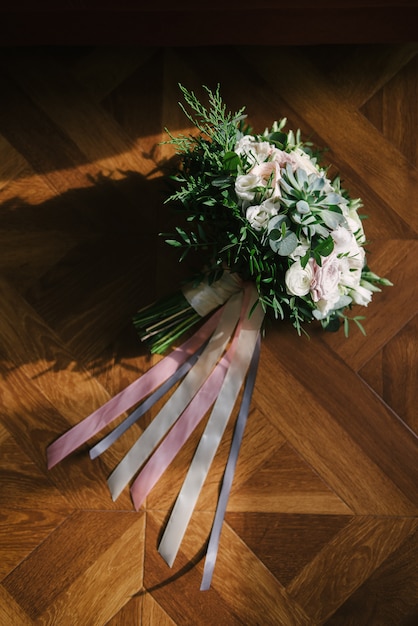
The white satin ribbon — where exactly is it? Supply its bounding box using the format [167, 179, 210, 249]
[158, 285, 264, 567]
[182, 271, 242, 317]
[107, 290, 244, 501]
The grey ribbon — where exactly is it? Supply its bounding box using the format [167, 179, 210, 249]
[89, 343, 206, 460]
[200, 333, 261, 590]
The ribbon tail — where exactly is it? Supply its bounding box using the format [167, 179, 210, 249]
[129, 302, 246, 510]
[107, 291, 244, 501]
[200, 333, 261, 590]
[158, 287, 264, 568]
[89, 344, 206, 460]
[46, 308, 223, 469]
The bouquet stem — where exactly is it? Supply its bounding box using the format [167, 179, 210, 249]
[133, 291, 201, 354]
[133, 271, 243, 354]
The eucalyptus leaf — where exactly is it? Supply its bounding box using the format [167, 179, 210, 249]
[333, 295, 352, 310]
[267, 214, 287, 232]
[277, 232, 299, 256]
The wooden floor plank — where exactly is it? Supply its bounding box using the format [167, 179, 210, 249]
[34, 514, 145, 626]
[0, 507, 67, 579]
[228, 442, 352, 515]
[225, 512, 352, 588]
[360, 316, 418, 434]
[0, 585, 33, 626]
[1, 50, 158, 179]
[324, 43, 418, 108]
[3, 510, 144, 620]
[0, 43, 417, 624]
[146, 510, 311, 626]
[321, 240, 418, 371]
[326, 527, 418, 625]
[261, 329, 418, 510]
[287, 516, 418, 624]
[70, 46, 160, 103]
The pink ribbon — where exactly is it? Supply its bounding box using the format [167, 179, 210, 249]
[129, 294, 247, 509]
[46, 309, 224, 469]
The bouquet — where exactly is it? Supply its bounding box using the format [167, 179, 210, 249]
[134, 85, 389, 352]
[47, 85, 391, 590]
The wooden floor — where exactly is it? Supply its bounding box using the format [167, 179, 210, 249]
[0, 43, 417, 625]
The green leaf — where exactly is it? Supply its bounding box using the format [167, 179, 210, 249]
[324, 316, 340, 332]
[267, 215, 287, 232]
[314, 235, 334, 258]
[268, 228, 282, 241]
[211, 176, 231, 188]
[197, 224, 207, 241]
[300, 250, 311, 268]
[268, 131, 287, 146]
[223, 151, 241, 172]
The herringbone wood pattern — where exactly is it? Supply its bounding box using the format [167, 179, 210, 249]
[0, 44, 417, 625]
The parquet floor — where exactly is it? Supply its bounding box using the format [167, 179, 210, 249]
[0, 43, 417, 625]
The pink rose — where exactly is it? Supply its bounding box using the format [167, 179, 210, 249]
[249, 160, 282, 199]
[309, 254, 340, 304]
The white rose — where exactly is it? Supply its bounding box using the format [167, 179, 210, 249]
[338, 204, 366, 244]
[347, 211, 366, 243]
[285, 260, 314, 296]
[331, 226, 365, 270]
[235, 173, 261, 204]
[289, 236, 309, 261]
[339, 256, 362, 290]
[331, 225, 353, 254]
[312, 293, 342, 319]
[246, 200, 279, 231]
[235, 136, 274, 164]
[350, 284, 373, 306]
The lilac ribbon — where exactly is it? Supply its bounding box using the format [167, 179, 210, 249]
[129, 287, 252, 510]
[107, 292, 244, 502]
[89, 343, 206, 460]
[200, 333, 261, 590]
[47, 309, 223, 469]
[158, 287, 264, 568]
[130, 328, 240, 510]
